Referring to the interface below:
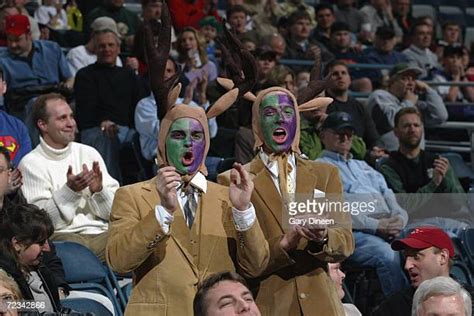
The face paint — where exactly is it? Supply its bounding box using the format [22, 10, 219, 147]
[165, 118, 206, 175]
[259, 93, 297, 154]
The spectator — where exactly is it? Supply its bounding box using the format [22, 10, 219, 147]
[74, 28, 142, 183]
[378, 107, 470, 229]
[300, 100, 368, 160]
[0, 67, 31, 167]
[329, 22, 373, 93]
[433, 45, 474, 103]
[274, 0, 316, 26]
[226, 5, 260, 44]
[360, 0, 403, 41]
[266, 32, 286, 62]
[134, 57, 217, 162]
[255, 47, 278, 88]
[19, 93, 119, 261]
[334, 0, 371, 42]
[34, 0, 68, 31]
[325, 60, 383, 158]
[84, 0, 140, 52]
[283, 10, 333, 73]
[176, 27, 218, 89]
[218, 87, 353, 316]
[365, 26, 408, 87]
[392, 0, 414, 44]
[193, 271, 261, 316]
[367, 63, 447, 151]
[373, 227, 474, 316]
[412, 277, 471, 316]
[267, 65, 296, 95]
[66, 17, 123, 77]
[0, 268, 21, 316]
[3, 1, 41, 41]
[0, 14, 73, 121]
[199, 16, 221, 64]
[318, 111, 409, 297]
[311, 3, 336, 48]
[328, 263, 362, 316]
[403, 21, 440, 79]
[0, 203, 63, 314]
[168, 0, 219, 33]
[436, 21, 462, 60]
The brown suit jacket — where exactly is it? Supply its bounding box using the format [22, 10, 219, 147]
[218, 155, 354, 316]
[106, 178, 269, 316]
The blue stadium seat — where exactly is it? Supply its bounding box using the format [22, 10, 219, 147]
[61, 298, 113, 316]
[438, 6, 466, 27]
[412, 4, 437, 21]
[439, 0, 467, 9]
[413, 0, 440, 7]
[54, 241, 123, 316]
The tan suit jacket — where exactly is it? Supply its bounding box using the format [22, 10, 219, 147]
[218, 155, 354, 316]
[106, 178, 269, 316]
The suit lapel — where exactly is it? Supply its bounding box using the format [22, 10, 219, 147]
[140, 179, 199, 277]
[295, 157, 319, 196]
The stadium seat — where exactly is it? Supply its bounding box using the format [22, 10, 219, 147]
[413, 0, 440, 7]
[465, 27, 474, 47]
[61, 298, 113, 316]
[54, 241, 123, 316]
[412, 4, 437, 21]
[460, 228, 474, 271]
[438, 6, 466, 27]
[439, 0, 467, 9]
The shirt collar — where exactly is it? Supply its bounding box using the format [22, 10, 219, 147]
[320, 149, 353, 162]
[186, 172, 207, 194]
[259, 149, 296, 179]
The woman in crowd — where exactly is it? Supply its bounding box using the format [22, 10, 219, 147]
[177, 27, 218, 98]
[0, 269, 20, 316]
[0, 203, 62, 314]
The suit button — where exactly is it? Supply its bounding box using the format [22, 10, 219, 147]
[299, 293, 307, 299]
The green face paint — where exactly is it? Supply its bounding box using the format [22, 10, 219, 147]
[259, 93, 297, 154]
[165, 118, 206, 175]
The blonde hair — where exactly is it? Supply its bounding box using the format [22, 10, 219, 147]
[177, 27, 209, 66]
[0, 269, 21, 300]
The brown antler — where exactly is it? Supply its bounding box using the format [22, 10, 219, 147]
[216, 21, 257, 97]
[144, 0, 180, 120]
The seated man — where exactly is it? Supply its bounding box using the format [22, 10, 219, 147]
[318, 112, 409, 297]
[19, 93, 119, 261]
[74, 27, 143, 183]
[379, 107, 471, 229]
[193, 271, 262, 316]
[0, 66, 31, 167]
[373, 226, 474, 316]
[367, 63, 447, 151]
[432, 45, 474, 103]
[0, 14, 73, 121]
[412, 277, 471, 316]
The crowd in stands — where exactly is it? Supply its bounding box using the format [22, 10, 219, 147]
[0, 0, 473, 315]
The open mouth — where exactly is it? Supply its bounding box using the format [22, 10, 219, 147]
[272, 128, 288, 144]
[182, 152, 195, 166]
[409, 272, 419, 284]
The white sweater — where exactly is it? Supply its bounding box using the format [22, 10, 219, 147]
[19, 138, 119, 234]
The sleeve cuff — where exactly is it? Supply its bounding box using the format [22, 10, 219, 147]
[232, 203, 256, 231]
[154, 205, 174, 235]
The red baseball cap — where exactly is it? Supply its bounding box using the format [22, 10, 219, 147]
[391, 226, 455, 258]
[5, 15, 31, 37]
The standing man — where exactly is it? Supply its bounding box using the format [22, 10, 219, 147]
[18, 93, 119, 261]
[218, 86, 354, 315]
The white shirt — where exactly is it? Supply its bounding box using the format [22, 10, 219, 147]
[154, 172, 256, 234]
[259, 150, 297, 196]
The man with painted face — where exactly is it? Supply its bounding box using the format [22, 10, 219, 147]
[106, 5, 270, 315]
[218, 86, 354, 315]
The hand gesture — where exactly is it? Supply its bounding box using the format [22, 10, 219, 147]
[183, 78, 198, 105]
[100, 120, 118, 138]
[376, 216, 403, 239]
[156, 166, 180, 214]
[432, 156, 449, 186]
[280, 226, 302, 252]
[415, 80, 430, 92]
[404, 89, 419, 105]
[89, 161, 103, 194]
[229, 163, 254, 212]
[6, 168, 22, 194]
[196, 70, 208, 105]
[66, 164, 94, 192]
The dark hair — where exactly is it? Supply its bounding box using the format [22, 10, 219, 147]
[442, 20, 460, 31]
[288, 9, 312, 26]
[141, 0, 162, 6]
[323, 60, 348, 77]
[0, 65, 3, 81]
[32, 93, 66, 134]
[193, 271, 251, 316]
[410, 18, 432, 35]
[0, 146, 12, 169]
[0, 203, 54, 273]
[226, 4, 247, 20]
[394, 107, 423, 127]
[315, 3, 334, 15]
[331, 21, 350, 34]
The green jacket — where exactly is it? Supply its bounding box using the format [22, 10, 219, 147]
[299, 117, 367, 160]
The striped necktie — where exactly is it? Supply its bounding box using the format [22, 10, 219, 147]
[183, 187, 197, 229]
